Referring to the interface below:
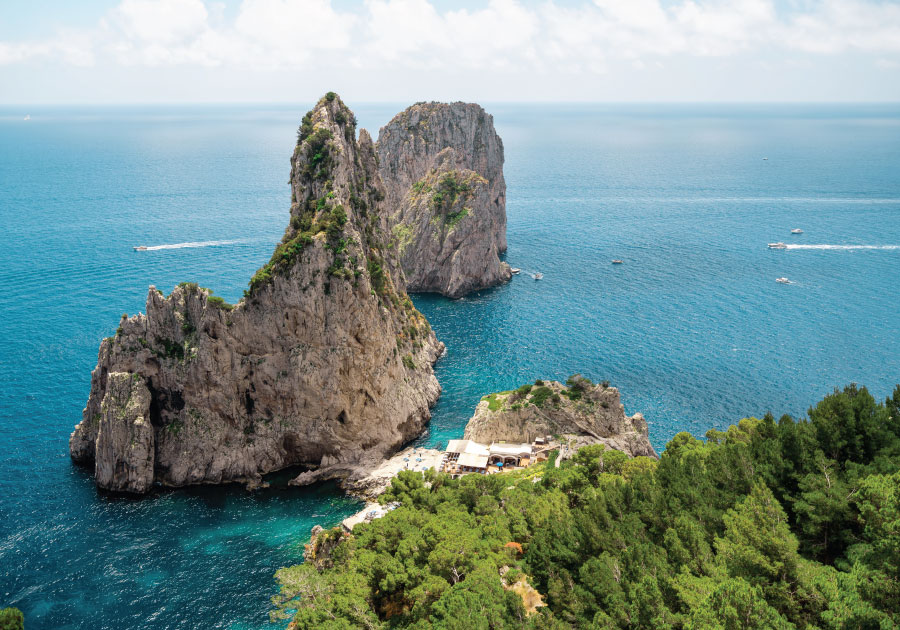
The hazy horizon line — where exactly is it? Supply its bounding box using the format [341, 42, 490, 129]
[4, 100, 900, 107]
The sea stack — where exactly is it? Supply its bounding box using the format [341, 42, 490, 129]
[70, 93, 444, 493]
[464, 377, 658, 459]
[376, 102, 511, 298]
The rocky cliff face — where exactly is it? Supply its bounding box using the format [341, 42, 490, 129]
[463, 378, 657, 459]
[70, 93, 444, 493]
[376, 102, 511, 298]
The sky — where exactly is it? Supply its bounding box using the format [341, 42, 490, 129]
[1, 0, 899, 104]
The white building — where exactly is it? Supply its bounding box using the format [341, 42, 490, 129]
[442, 439, 535, 476]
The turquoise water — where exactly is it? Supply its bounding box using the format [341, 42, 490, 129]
[2, 104, 899, 629]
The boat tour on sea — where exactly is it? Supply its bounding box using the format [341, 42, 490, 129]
[776, 277, 791, 284]
[612, 260, 623, 264]
[510, 268, 521, 274]
[791, 228, 803, 234]
[133, 246, 148, 251]
[768, 242, 788, 249]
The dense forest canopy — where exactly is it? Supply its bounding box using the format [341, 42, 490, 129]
[273, 384, 900, 629]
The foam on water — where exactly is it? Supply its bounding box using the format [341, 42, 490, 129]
[784, 244, 900, 250]
[139, 240, 242, 251]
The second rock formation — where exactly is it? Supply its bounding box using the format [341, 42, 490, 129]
[377, 102, 511, 298]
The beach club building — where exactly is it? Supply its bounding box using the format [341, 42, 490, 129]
[442, 439, 535, 476]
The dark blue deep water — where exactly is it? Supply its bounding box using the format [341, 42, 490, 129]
[2, 103, 899, 629]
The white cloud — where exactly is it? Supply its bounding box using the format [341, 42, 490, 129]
[0, 0, 898, 76]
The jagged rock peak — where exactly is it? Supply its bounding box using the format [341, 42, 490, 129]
[377, 101, 511, 298]
[70, 93, 444, 494]
[463, 376, 658, 459]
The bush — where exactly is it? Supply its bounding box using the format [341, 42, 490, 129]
[207, 295, 234, 311]
[535, 379, 545, 386]
[430, 173, 470, 213]
[529, 385, 554, 407]
[0, 607, 24, 630]
[402, 354, 416, 370]
[445, 207, 469, 229]
[297, 112, 314, 144]
[367, 256, 387, 296]
[304, 128, 333, 179]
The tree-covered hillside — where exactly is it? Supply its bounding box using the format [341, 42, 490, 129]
[273, 384, 900, 629]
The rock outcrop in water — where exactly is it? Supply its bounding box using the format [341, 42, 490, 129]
[70, 93, 444, 493]
[464, 377, 658, 459]
[376, 102, 511, 298]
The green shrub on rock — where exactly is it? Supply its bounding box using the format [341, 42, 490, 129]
[0, 607, 24, 630]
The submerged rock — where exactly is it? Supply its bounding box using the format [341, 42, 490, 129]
[70, 93, 444, 493]
[377, 102, 511, 298]
[463, 377, 658, 459]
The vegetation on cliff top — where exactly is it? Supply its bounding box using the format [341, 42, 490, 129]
[481, 375, 606, 412]
[274, 384, 900, 629]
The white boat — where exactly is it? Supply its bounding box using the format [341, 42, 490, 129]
[133, 245, 148, 251]
[510, 268, 521, 274]
[611, 260, 623, 264]
[776, 277, 791, 284]
[768, 242, 788, 249]
[791, 228, 803, 234]
[23, 115, 30, 121]
[532, 272, 543, 280]
[763, 157, 768, 160]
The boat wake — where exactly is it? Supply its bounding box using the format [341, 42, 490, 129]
[138, 240, 240, 251]
[784, 244, 900, 251]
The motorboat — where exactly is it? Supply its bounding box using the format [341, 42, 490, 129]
[768, 242, 788, 249]
[23, 115, 30, 121]
[791, 229, 803, 234]
[532, 272, 543, 280]
[776, 277, 791, 284]
[611, 260, 623, 264]
[510, 268, 521, 274]
[133, 245, 148, 251]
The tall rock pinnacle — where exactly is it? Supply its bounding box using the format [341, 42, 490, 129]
[70, 93, 444, 493]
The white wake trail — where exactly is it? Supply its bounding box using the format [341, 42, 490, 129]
[140, 240, 240, 251]
[784, 244, 900, 251]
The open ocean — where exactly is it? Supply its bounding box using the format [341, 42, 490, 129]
[1, 103, 899, 629]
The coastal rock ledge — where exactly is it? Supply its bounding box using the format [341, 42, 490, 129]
[70, 93, 445, 493]
[377, 102, 511, 298]
[464, 377, 658, 459]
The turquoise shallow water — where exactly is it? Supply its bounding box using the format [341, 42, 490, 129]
[1, 103, 899, 629]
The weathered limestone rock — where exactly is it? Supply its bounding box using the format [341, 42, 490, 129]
[70, 93, 444, 493]
[303, 525, 346, 570]
[464, 378, 658, 459]
[377, 102, 511, 298]
[94, 372, 155, 493]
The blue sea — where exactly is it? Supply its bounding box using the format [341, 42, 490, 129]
[1, 103, 899, 629]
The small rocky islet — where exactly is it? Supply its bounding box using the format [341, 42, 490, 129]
[69, 92, 646, 495]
